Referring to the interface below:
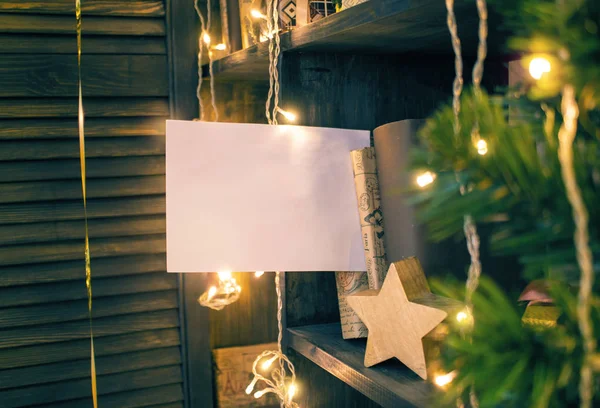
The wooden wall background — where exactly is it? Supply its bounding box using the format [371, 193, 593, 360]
[0, 1, 185, 407]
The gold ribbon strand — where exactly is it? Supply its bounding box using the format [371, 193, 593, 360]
[76, 1, 98, 406]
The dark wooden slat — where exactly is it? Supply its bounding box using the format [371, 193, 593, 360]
[1, 365, 182, 408]
[0, 195, 165, 224]
[0, 290, 178, 329]
[0, 346, 181, 390]
[0, 309, 179, 349]
[0, 253, 166, 287]
[0, 234, 165, 266]
[0, 55, 168, 97]
[0, 137, 165, 160]
[42, 384, 184, 408]
[0, 156, 165, 182]
[0, 0, 165, 16]
[0, 272, 176, 308]
[0, 175, 165, 204]
[0, 117, 166, 139]
[0, 15, 165, 36]
[0, 98, 169, 119]
[0, 214, 165, 245]
[145, 404, 184, 408]
[288, 324, 435, 408]
[0, 328, 180, 369]
[0, 34, 166, 54]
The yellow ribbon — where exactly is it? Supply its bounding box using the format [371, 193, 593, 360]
[76, 1, 98, 406]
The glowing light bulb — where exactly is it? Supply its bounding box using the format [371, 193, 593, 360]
[277, 107, 296, 122]
[207, 286, 218, 300]
[529, 57, 551, 80]
[434, 371, 457, 387]
[288, 383, 297, 402]
[476, 139, 488, 155]
[261, 355, 278, 370]
[251, 9, 267, 19]
[218, 270, 232, 281]
[236, 285, 242, 293]
[254, 389, 268, 399]
[456, 311, 468, 323]
[202, 32, 211, 45]
[416, 171, 436, 188]
[212, 43, 227, 51]
[246, 377, 258, 394]
[255, 271, 265, 278]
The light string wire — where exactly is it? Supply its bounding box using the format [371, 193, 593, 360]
[198, 271, 242, 310]
[194, 0, 218, 121]
[557, 85, 595, 408]
[75, 1, 98, 406]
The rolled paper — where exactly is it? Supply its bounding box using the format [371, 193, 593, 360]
[335, 271, 369, 339]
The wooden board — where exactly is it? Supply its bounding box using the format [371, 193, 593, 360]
[0, 55, 168, 97]
[0, 0, 165, 16]
[288, 324, 435, 408]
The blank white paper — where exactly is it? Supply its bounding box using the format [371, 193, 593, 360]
[166, 120, 370, 272]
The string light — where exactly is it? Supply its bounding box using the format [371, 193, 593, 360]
[202, 32, 211, 45]
[475, 139, 488, 155]
[456, 311, 468, 323]
[416, 171, 436, 188]
[276, 107, 297, 122]
[251, 9, 268, 19]
[255, 271, 265, 278]
[212, 43, 227, 51]
[434, 371, 457, 387]
[529, 57, 551, 80]
[198, 271, 241, 310]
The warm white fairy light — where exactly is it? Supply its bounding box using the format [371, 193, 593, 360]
[202, 32, 211, 45]
[529, 57, 551, 80]
[416, 171, 436, 188]
[475, 139, 488, 155]
[276, 107, 297, 122]
[212, 43, 227, 51]
[198, 271, 242, 310]
[456, 311, 468, 323]
[434, 371, 457, 387]
[251, 9, 268, 19]
[255, 271, 265, 278]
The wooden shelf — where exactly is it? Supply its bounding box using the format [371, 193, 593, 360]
[204, 0, 506, 81]
[287, 323, 437, 408]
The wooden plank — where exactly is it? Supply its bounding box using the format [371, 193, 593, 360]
[0, 290, 178, 329]
[0, 117, 166, 139]
[0, 34, 166, 54]
[0, 234, 165, 266]
[0, 365, 182, 408]
[0, 272, 176, 308]
[0, 137, 165, 160]
[0, 15, 165, 36]
[0, 328, 180, 369]
[0, 55, 168, 97]
[0, 214, 165, 245]
[145, 404, 184, 408]
[43, 384, 184, 408]
[0, 195, 164, 224]
[288, 324, 435, 408]
[0, 175, 165, 204]
[0, 98, 169, 119]
[0, 309, 179, 349]
[0, 156, 165, 182]
[0, 0, 165, 16]
[0, 253, 166, 287]
[0, 346, 181, 390]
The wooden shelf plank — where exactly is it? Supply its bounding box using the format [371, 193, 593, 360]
[287, 323, 436, 408]
[205, 0, 505, 80]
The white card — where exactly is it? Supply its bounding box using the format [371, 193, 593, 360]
[166, 120, 370, 272]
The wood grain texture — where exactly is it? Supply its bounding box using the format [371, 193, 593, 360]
[0, 309, 179, 349]
[0, 34, 166, 54]
[0, 55, 168, 97]
[0, 234, 165, 266]
[0, 346, 182, 390]
[0, 272, 176, 308]
[0, 98, 169, 119]
[2, 366, 182, 408]
[0, 117, 166, 139]
[0, 175, 166, 204]
[0, 253, 166, 287]
[0, 0, 165, 16]
[288, 324, 435, 408]
[0, 15, 165, 36]
[286, 272, 341, 328]
[0, 328, 181, 369]
[0, 156, 165, 182]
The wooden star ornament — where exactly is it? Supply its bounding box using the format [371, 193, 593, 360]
[347, 257, 460, 380]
